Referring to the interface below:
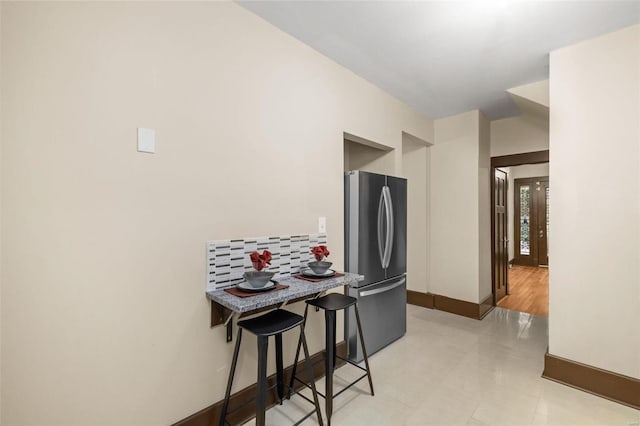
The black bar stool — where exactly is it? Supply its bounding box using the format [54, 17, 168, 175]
[289, 293, 374, 425]
[219, 309, 324, 426]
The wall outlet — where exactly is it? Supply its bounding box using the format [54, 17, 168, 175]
[137, 127, 155, 153]
[318, 217, 326, 233]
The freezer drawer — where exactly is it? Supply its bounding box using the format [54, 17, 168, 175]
[345, 276, 407, 363]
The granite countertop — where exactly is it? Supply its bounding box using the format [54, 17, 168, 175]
[207, 272, 364, 313]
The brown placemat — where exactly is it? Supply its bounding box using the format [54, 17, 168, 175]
[294, 272, 345, 283]
[224, 284, 289, 298]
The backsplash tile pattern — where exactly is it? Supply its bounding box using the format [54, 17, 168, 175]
[207, 233, 327, 291]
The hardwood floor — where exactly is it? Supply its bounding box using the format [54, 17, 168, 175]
[497, 265, 549, 317]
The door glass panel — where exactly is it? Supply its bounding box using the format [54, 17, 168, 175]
[520, 185, 530, 255]
[546, 187, 550, 257]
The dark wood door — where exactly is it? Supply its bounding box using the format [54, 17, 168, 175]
[494, 169, 508, 302]
[514, 177, 549, 267]
[536, 180, 549, 266]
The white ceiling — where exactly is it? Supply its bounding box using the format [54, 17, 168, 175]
[239, 1, 640, 120]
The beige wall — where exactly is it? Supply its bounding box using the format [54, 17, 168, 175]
[478, 113, 492, 302]
[402, 136, 430, 293]
[549, 24, 640, 379]
[0, 2, 433, 425]
[0, 2, 3, 422]
[344, 134, 431, 294]
[508, 80, 549, 108]
[490, 113, 549, 157]
[344, 139, 395, 175]
[430, 110, 488, 303]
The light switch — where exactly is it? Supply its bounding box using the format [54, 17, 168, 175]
[137, 128, 155, 153]
[318, 217, 327, 233]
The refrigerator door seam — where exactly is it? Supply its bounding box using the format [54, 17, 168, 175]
[377, 187, 385, 268]
[382, 185, 394, 269]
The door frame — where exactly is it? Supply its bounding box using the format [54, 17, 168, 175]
[490, 150, 549, 306]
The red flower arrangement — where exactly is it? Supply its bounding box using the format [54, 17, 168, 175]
[311, 245, 330, 261]
[249, 250, 272, 271]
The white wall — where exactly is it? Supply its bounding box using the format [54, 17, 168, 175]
[549, 24, 640, 379]
[0, 3, 433, 425]
[431, 110, 488, 303]
[503, 163, 550, 261]
[490, 113, 549, 157]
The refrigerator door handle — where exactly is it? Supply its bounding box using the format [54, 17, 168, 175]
[359, 277, 406, 297]
[382, 185, 394, 269]
[377, 187, 385, 267]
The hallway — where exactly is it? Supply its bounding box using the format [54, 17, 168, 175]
[245, 305, 639, 425]
[498, 265, 549, 317]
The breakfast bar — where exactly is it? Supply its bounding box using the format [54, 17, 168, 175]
[207, 272, 363, 341]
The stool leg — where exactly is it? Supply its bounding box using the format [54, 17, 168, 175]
[220, 328, 243, 426]
[287, 304, 309, 398]
[300, 327, 324, 426]
[332, 312, 337, 368]
[354, 304, 374, 396]
[325, 310, 336, 425]
[256, 335, 269, 426]
[275, 333, 284, 404]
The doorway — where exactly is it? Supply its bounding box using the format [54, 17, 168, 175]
[491, 150, 550, 317]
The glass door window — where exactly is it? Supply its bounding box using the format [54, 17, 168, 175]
[519, 185, 530, 256]
[515, 177, 549, 266]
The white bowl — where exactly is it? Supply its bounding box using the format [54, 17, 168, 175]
[307, 261, 333, 275]
[243, 271, 275, 289]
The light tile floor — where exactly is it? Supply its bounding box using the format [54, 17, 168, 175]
[244, 305, 640, 425]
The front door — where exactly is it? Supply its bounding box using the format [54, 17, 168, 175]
[494, 169, 508, 302]
[536, 180, 549, 266]
[514, 177, 549, 266]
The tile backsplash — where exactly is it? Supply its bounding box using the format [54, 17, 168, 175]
[206, 233, 327, 291]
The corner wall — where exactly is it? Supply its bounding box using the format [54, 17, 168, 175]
[549, 24, 640, 379]
[430, 110, 489, 304]
[0, 3, 433, 425]
[0, 2, 3, 421]
[478, 113, 491, 302]
[402, 135, 430, 293]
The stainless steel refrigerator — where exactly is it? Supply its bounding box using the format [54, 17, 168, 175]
[344, 170, 407, 362]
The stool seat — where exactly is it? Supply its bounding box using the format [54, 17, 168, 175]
[238, 309, 304, 336]
[306, 293, 357, 311]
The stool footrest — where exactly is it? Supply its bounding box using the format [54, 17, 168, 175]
[291, 376, 327, 399]
[292, 408, 318, 426]
[292, 370, 369, 401]
[224, 382, 282, 417]
[288, 381, 324, 425]
[336, 355, 369, 373]
[332, 373, 369, 399]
